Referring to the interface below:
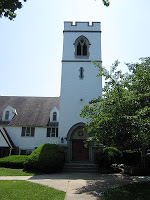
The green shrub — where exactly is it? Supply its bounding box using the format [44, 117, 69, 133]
[24, 144, 65, 172]
[0, 155, 28, 168]
[123, 151, 141, 166]
[98, 147, 122, 167]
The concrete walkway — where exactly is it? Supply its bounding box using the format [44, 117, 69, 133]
[0, 173, 150, 200]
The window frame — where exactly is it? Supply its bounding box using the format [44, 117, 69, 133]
[52, 112, 57, 122]
[47, 127, 58, 138]
[74, 36, 90, 59]
[21, 127, 35, 137]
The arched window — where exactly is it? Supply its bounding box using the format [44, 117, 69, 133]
[53, 112, 57, 121]
[5, 111, 9, 120]
[74, 36, 90, 58]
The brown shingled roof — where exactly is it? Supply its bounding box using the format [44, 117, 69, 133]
[0, 96, 60, 127]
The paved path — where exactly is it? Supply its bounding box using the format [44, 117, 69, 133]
[0, 173, 150, 200]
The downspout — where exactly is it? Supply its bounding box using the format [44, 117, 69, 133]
[9, 147, 12, 156]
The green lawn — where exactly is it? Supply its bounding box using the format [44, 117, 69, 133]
[0, 167, 35, 176]
[103, 181, 150, 200]
[0, 180, 66, 200]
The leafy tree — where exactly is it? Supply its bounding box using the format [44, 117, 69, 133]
[80, 58, 150, 151]
[0, 0, 26, 20]
[102, 0, 110, 7]
[0, 0, 110, 21]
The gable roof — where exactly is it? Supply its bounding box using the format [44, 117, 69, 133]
[0, 96, 60, 127]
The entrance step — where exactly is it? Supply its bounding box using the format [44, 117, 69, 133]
[63, 162, 99, 172]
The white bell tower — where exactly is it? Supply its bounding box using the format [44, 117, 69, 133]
[59, 22, 102, 145]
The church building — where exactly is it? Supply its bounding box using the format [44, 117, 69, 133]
[0, 22, 102, 163]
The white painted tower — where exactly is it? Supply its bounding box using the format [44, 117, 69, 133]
[59, 22, 102, 161]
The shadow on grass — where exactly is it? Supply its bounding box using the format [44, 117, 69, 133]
[74, 174, 136, 197]
[103, 181, 150, 200]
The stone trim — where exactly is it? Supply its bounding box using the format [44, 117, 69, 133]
[64, 31, 101, 33]
[62, 60, 102, 63]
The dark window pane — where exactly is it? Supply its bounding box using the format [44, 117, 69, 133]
[56, 128, 58, 137]
[83, 43, 87, 55]
[31, 128, 35, 137]
[53, 112, 57, 121]
[5, 111, 9, 120]
[77, 43, 81, 55]
[21, 127, 26, 136]
[47, 128, 51, 137]
[79, 67, 84, 79]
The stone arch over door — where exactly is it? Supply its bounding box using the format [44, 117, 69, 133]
[66, 123, 92, 162]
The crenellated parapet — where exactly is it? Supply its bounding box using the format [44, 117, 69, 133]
[64, 21, 101, 32]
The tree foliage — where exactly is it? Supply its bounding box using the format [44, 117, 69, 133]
[0, 0, 110, 20]
[0, 0, 26, 20]
[102, 0, 110, 7]
[80, 58, 150, 151]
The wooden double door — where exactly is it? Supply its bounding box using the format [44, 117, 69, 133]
[72, 139, 89, 161]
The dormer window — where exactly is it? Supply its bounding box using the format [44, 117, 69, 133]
[2, 105, 17, 122]
[53, 112, 57, 121]
[5, 111, 9, 120]
[49, 107, 59, 123]
[74, 36, 90, 59]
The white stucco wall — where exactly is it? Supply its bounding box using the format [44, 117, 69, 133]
[62, 32, 101, 61]
[4, 126, 60, 151]
[59, 22, 102, 142]
[0, 132, 9, 147]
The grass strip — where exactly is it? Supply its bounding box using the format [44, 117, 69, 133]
[0, 180, 65, 200]
[0, 167, 35, 176]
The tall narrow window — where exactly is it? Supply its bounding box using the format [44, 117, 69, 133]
[74, 36, 90, 58]
[79, 67, 84, 79]
[53, 112, 57, 121]
[5, 111, 9, 120]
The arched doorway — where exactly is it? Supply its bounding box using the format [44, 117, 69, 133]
[67, 123, 91, 162]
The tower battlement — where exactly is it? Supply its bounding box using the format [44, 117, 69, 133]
[64, 21, 101, 32]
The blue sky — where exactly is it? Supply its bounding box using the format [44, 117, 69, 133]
[0, 0, 150, 97]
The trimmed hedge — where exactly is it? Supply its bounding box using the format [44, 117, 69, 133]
[24, 143, 65, 172]
[0, 155, 28, 168]
[97, 147, 122, 167]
